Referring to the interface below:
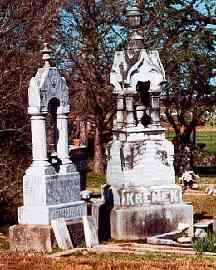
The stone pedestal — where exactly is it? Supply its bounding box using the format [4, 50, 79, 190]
[110, 185, 193, 240]
[18, 165, 86, 225]
[107, 136, 193, 239]
[9, 225, 52, 252]
[9, 219, 85, 252]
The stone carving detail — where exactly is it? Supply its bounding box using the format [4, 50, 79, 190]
[40, 69, 69, 112]
[29, 68, 69, 113]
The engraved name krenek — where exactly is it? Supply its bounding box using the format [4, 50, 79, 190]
[120, 189, 181, 207]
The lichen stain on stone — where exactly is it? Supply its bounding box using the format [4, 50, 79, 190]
[128, 210, 174, 237]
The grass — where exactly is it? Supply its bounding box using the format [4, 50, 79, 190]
[165, 129, 216, 154]
[1, 251, 216, 270]
[1, 176, 216, 269]
[196, 130, 216, 154]
[0, 225, 9, 250]
[193, 233, 216, 253]
[86, 172, 106, 193]
[177, 176, 216, 192]
[184, 194, 216, 220]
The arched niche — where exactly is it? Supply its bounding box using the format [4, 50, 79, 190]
[135, 80, 152, 127]
[27, 65, 71, 168]
[47, 97, 60, 153]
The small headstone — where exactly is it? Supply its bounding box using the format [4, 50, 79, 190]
[82, 216, 99, 248]
[194, 220, 214, 239]
[51, 218, 73, 250]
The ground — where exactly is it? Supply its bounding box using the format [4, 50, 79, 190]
[1, 176, 216, 269]
[0, 127, 215, 269]
[1, 251, 216, 270]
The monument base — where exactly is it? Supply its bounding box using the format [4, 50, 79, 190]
[18, 201, 86, 225]
[110, 203, 193, 240]
[9, 219, 85, 252]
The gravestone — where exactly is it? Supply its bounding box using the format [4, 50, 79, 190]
[9, 44, 86, 251]
[51, 218, 73, 250]
[82, 216, 99, 248]
[106, 3, 193, 240]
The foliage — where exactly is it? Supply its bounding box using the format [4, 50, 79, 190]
[58, 0, 216, 173]
[0, 0, 59, 224]
[202, 106, 216, 128]
[56, 0, 123, 173]
[0, 0, 59, 135]
[155, 0, 216, 173]
[193, 233, 216, 253]
[86, 171, 106, 192]
[166, 129, 216, 155]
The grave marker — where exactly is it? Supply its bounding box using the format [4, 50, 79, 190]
[106, 2, 193, 240]
[51, 218, 73, 250]
[82, 216, 99, 248]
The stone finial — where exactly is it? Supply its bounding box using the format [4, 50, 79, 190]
[42, 43, 52, 67]
[126, 2, 142, 29]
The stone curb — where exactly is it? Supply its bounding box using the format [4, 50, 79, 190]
[48, 243, 216, 258]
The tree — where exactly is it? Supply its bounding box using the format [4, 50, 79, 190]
[57, 0, 124, 173]
[138, 0, 216, 174]
[58, 0, 215, 174]
[0, 0, 59, 224]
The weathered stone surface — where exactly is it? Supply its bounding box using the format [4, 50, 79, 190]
[83, 216, 99, 248]
[177, 236, 192, 244]
[69, 146, 88, 190]
[18, 201, 87, 225]
[28, 67, 69, 113]
[147, 237, 177, 245]
[105, 4, 194, 241]
[51, 218, 73, 250]
[46, 174, 80, 205]
[23, 172, 80, 206]
[194, 220, 215, 239]
[107, 139, 175, 188]
[10, 45, 87, 252]
[9, 224, 52, 252]
[111, 203, 193, 240]
[9, 219, 85, 252]
[49, 201, 86, 220]
[112, 185, 182, 207]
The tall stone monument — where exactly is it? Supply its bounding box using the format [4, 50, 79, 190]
[107, 4, 193, 240]
[9, 44, 86, 251]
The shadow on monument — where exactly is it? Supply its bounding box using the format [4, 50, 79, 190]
[98, 186, 114, 241]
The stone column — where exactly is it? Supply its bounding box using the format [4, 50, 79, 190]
[149, 85, 161, 128]
[125, 93, 135, 128]
[116, 95, 124, 129]
[31, 114, 49, 167]
[136, 105, 145, 128]
[57, 107, 71, 165]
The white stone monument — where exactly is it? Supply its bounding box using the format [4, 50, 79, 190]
[107, 4, 193, 240]
[9, 44, 86, 251]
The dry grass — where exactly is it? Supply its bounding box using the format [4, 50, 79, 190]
[184, 194, 216, 220]
[1, 252, 216, 270]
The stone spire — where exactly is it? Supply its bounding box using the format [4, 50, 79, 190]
[125, 1, 144, 51]
[42, 43, 52, 67]
[126, 2, 142, 30]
